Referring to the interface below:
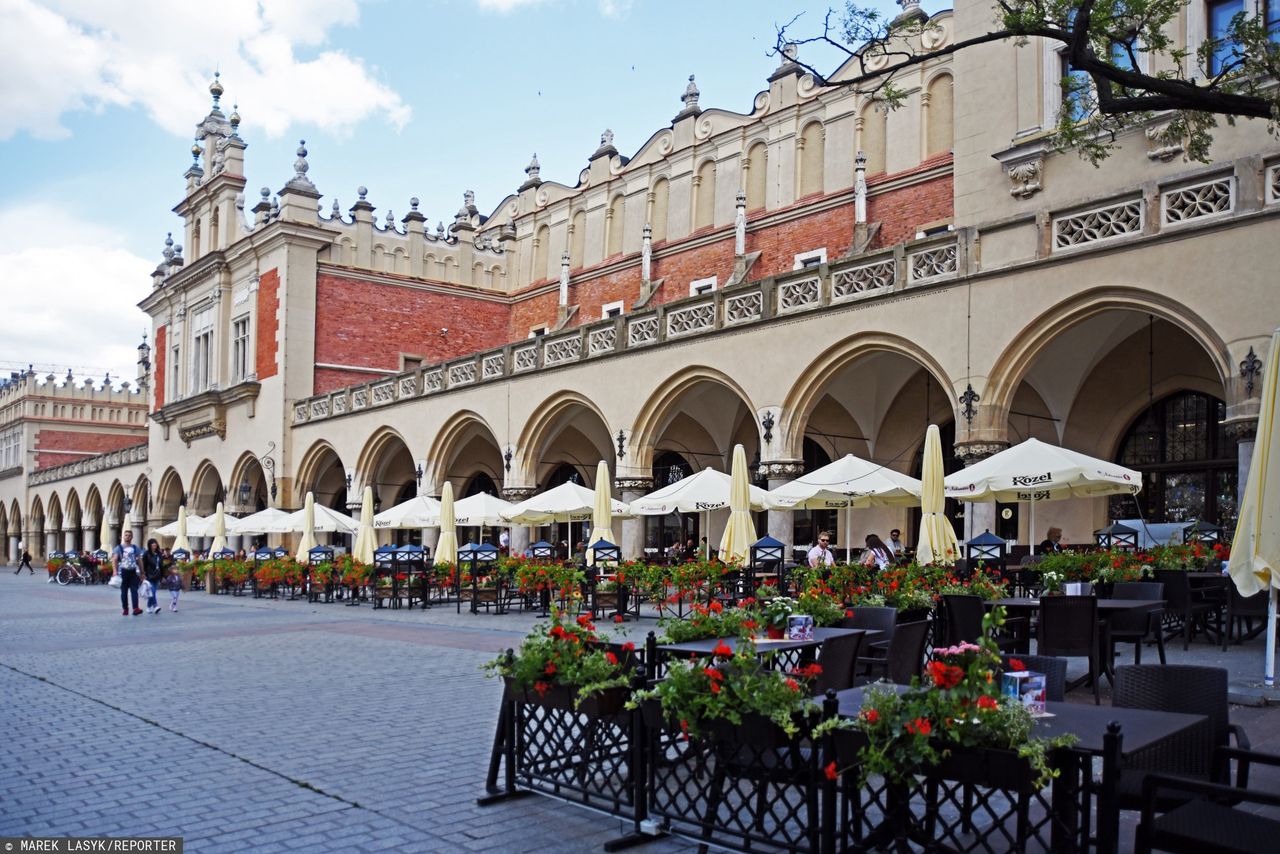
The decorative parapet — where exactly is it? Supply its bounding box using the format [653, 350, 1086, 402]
[28, 443, 148, 486]
[1266, 163, 1280, 206]
[1051, 196, 1144, 252]
[1161, 174, 1234, 228]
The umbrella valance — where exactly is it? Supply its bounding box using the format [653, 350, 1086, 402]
[629, 467, 769, 515]
[764, 455, 922, 510]
[227, 507, 292, 535]
[503, 480, 630, 524]
[942, 438, 1141, 502]
[373, 495, 443, 530]
[155, 513, 209, 538]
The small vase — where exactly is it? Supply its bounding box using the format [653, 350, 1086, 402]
[767, 626, 785, 640]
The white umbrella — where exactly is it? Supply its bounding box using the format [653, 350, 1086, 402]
[587, 461, 614, 566]
[917, 424, 960, 565]
[373, 494, 443, 529]
[718, 444, 756, 563]
[209, 501, 228, 554]
[352, 486, 376, 565]
[172, 505, 192, 553]
[503, 480, 631, 525]
[436, 481, 458, 565]
[1229, 328, 1280, 685]
[631, 467, 769, 561]
[228, 507, 292, 535]
[155, 513, 209, 538]
[449, 492, 517, 527]
[766, 453, 922, 558]
[943, 437, 1141, 553]
[266, 502, 357, 535]
[99, 510, 113, 552]
[295, 493, 317, 562]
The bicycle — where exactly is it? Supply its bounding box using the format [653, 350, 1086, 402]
[55, 561, 95, 585]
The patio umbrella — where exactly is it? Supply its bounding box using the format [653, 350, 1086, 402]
[943, 437, 1141, 554]
[630, 467, 769, 560]
[449, 492, 517, 528]
[1229, 327, 1280, 685]
[917, 424, 960, 565]
[373, 494, 443, 529]
[352, 486, 376, 565]
[718, 444, 756, 563]
[587, 461, 614, 566]
[227, 507, 291, 535]
[274, 502, 358, 535]
[155, 513, 209, 538]
[766, 453, 922, 558]
[172, 505, 191, 554]
[294, 492, 316, 562]
[99, 509, 112, 552]
[503, 480, 630, 525]
[209, 501, 228, 554]
[436, 481, 458, 565]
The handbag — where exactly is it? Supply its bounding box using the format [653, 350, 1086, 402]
[108, 574, 122, 589]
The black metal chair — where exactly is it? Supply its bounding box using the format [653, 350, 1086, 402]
[997, 653, 1068, 702]
[843, 605, 897, 666]
[857, 620, 930, 685]
[1036, 595, 1102, 704]
[1153, 569, 1220, 650]
[1112, 664, 1251, 813]
[940, 594, 1022, 651]
[1109, 581, 1167, 666]
[1222, 585, 1271, 650]
[1135, 747, 1280, 854]
[811, 630, 866, 696]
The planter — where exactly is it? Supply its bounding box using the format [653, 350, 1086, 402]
[767, 626, 786, 640]
[710, 711, 798, 750]
[204, 569, 217, 594]
[503, 677, 628, 716]
[897, 607, 931, 624]
[931, 744, 1038, 794]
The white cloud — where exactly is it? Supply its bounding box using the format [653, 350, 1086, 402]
[0, 202, 152, 383]
[475, 0, 632, 16]
[0, 0, 409, 141]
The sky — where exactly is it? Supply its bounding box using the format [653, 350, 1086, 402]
[0, 0, 899, 386]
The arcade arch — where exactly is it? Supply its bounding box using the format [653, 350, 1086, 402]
[426, 411, 505, 497]
[518, 392, 614, 489]
[295, 440, 349, 513]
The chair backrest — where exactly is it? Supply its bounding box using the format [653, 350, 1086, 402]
[941, 594, 985, 647]
[1112, 581, 1164, 600]
[845, 606, 898, 639]
[813, 631, 866, 695]
[886, 620, 931, 684]
[999, 654, 1067, 702]
[1036, 595, 1098, 657]
[1152, 570, 1193, 609]
[1113, 664, 1230, 777]
[1229, 585, 1269, 617]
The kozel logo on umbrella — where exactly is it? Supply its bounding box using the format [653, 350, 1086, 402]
[694, 501, 725, 510]
[1016, 490, 1052, 501]
[1011, 472, 1052, 486]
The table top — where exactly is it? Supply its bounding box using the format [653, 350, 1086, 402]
[988, 597, 1164, 613]
[656, 626, 872, 656]
[834, 685, 1206, 756]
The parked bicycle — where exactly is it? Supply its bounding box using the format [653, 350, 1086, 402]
[55, 559, 96, 586]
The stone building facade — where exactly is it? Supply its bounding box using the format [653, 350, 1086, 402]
[4, 2, 1278, 561]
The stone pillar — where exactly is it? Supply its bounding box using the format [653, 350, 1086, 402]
[8, 535, 18, 564]
[641, 224, 652, 285]
[558, 251, 570, 307]
[83, 526, 97, 553]
[854, 151, 868, 225]
[955, 441, 1009, 544]
[502, 487, 538, 556]
[761, 461, 804, 556]
[734, 191, 746, 257]
[616, 477, 654, 560]
[1226, 420, 1258, 507]
[45, 531, 57, 557]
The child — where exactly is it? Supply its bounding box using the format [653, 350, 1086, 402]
[164, 566, 183, 612]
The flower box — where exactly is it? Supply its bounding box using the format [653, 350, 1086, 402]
[503, 676, 628, 716]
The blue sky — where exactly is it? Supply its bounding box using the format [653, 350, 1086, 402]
[0, 0, 900, 383]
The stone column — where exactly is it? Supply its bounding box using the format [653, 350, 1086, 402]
[62, 529, 76, 553]
[954, 441, 1009, 544]
[83, 526, 97, 553]
[616, 477, 654, 561]
[1226, 420, 1258, 507]
[502, 487, 538, 556]
[760, 461, 804, 556]
[8, 535, 18, 564]
[45, 531, 57, 558]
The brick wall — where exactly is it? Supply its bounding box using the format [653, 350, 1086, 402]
[34, 431, 147, 471]
[868, 155, 954, 249]
[313, 271, 510, 394]
[256, 269, 280, 380]
[153, 325, 166, 410]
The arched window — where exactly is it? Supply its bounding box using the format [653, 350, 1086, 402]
[799, 121, 825, 197]
[569, 210, 586, 269]
[532, 224, 550, 282]
[649, 178, 670, 243]
[926, 74, 954, 156]
[694, 159, 716, 230]
[606, 194, 625, 257]
[745, 142, 768, 211]
[646, 451, 696, 553]
[1111, 391, 1238, 530]
[860, 103, 887, 174]
[464, 472, 499, 497]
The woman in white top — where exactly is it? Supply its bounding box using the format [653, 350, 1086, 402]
[861, 534, 893, 571]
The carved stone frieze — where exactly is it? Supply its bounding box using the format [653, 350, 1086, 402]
[614, 477, 654, 493]
[758, 460, 804, 480]
[954, 441, 1009, 466]
[1223, 419, 1258, 443]
[501, 486, 538, 502]
[178, 418, 227, 446]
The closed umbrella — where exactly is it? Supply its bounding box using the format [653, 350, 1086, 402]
[99, 509, 112, 552]
[373, 494, 443, 529]
[436, 481, 458, 565]
[295, 493, 317, 562]
[917, 424, 960, 565]
[173, 505, 191, 553]
[587, 461, 614, 566]
[209, 501, 228, 554]
[352, 486, 376, 565]
[718, 444, 756, 563]
[1229, 328, 1280, 685]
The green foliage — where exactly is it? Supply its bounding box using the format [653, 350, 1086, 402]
[485, 613, 633, 706]
[657, 601, 760, 643]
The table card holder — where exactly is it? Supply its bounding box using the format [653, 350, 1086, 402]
[786, 614, 815, 641]
[1001, 670, 1047, 715]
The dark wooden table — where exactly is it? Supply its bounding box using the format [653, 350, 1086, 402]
[987, 596, 1165, 614]
[655, 626, 874, 657]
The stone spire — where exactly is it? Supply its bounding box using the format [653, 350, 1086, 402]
[209, 72, 224, 113]
[675, 74, 701, 120]
[592, 128, 617, 161]
[520, 153, 542, 191]
[278, 139, 320, 221]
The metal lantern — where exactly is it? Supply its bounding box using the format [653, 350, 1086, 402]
[749, 535, 786, 569]
[171, 548, 192, 563]
[271, 547, 289, 559]
[252, 548, 273, 562]
[1182, 520, 1223, 545]
[965, 529, 1008, 573]
[588, 538, 621, 566]
[529, 540, 556, 560]
[91, 549, 109, 564]
[1095, 522, 1139, 551]
[306, 545, 333, 565]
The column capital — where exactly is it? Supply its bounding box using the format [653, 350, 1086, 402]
[501, 486, 538, 502]
[615, 477, 654, 494]
[954, 441, 1009, 466]
[1223, 418, 1258, 442]
[758, 459, 804, 480]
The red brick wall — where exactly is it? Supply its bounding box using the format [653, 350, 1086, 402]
[868, 155, 955, 248]
[256, 269, 280, 380]
[153, 325, 166, 410]
[313, 272, 511, 394]
[34, 431, 146, 471]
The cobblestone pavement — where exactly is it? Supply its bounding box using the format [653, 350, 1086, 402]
[0, 573, 692, 853]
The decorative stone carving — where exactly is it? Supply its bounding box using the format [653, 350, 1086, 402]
[833, 259, 895, 300]
[628, 317, 660, 347]
[482, 354, 505, 379]
[1162, 177, 1233, 226]
[1052, 199, 1143, 250]
[758, 460, 804, 479]
[1006, 156, 1043, 199]
[501, 486, 538, 502]
[178, 418, 226, 446]
[1145, 121, 1185, 162]
[907, 244, 958, 282]
[1224, 419, 1258, 442]
[666, 301, 716, 337]
[588, 327, 617, 356]
[777, 276, 821, 313]
[954, 442, 1009, 466]
[615, 477, 654, 493]
[724, 290, 763, 325]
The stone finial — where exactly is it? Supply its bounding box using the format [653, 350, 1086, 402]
[209, 72, 224, 110]
[600, 128, 614, 148]
[261, 187, 271, 203]
[190, 140, 201, 164]
[681, 75, 700, 110]
[283, 139, 316, 192]
[894, 0, 927, 23]
[162, 233, 175, 264]
[526, 153, 540, 179]
[410, 197, 420, 211]
[270, 196, 280, 218]
[229, 104, 241, 136]
[358, 186, 368, 200]
[436, 221, 445, 238]
[66, 368, 73, 383]
[385, 210, 395, 229]
[331, 198, 341, 217]
[781, 42, 798, 63]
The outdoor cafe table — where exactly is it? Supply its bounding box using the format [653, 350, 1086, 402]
[985, 597, 1165, 666]
[836, 685, 1209, 852]
[655, 627, 875, 671]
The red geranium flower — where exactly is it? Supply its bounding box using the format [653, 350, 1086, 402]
[622, 641, 636, 652]
[977, 695, 998, 711]
[703, 667, 724, 681]
[533, 681, 550, 697]
[544, 662, 557, 675]
[605, 652, 619, 666]
[905, 717, 932, 736]
[785, 678, 800, 692]
[711, 642, 734, 658]
[709, 682, 721, 694]
[824, 761, 839, 781]
[613, 614, 625, 623]
[928, 661, 963, 689]
[862, 709, 879, 724]
[1008, 658, 1026, 672]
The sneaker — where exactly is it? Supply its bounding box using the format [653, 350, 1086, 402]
[132, 608, 143, 615]
[122, 609, 129, 616]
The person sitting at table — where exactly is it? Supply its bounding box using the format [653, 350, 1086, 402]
[1039, 526, 1064, 553]
[887, 528, 906, 556]
[861, 534, 894, 570]
[807, 531, 836, 567]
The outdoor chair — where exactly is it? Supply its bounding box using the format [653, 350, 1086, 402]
[843, 605, 897, 668]
[940, 594, 1022, 651]
[1111, 664, 1251, 814]
[1134, 747, 1280, 854]
[1036, 595, 1102, 704]
[1153, 569, 1220, 650]
[856, 619, 930, 686]
[811, 630, 865, 696]
[998, 653, 1067, 702]
[1108, 581, 1167, 666]
[1222, 585, 1271, 650]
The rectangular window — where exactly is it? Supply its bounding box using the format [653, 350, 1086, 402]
[1207, 0, 1245, 75]
[192, 331, 212, 392]
[529, 326, 548, 338]
[231, 317, 250, 382]
[170, 345, 181, 401]
[601, 300, 625, 318]
[401, 355, 423, 371]
[1060, 53, 1090, 122]
[793, 249, 827, 270]
[689, 276, 718, 296]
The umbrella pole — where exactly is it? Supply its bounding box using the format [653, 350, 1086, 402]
[1029, 499, 1036, 556]
[845, 504, 851, 565]
[1266, 587, 1277, 687]
[704, 509, 709, 561]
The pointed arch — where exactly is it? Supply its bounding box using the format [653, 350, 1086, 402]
[694, 158, 717, 230]
[8, 499, 22, 536]
[155, 467, 185, 521]
[295, 439, 347, 500]
[629, 366, 759, 473]
[46, 493, 63, 532]
[188, 460, 224, 514]
[799, 120, 826, 197]
[516, 391, 614, 486]
[84, 484, 103, 526]
[426, 409, 502, 491]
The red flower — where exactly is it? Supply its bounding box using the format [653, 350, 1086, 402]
[711, 642, 734, 658]
[928, 661, 964, 689]
[605, 652, 619, 666]
[709, 682, 721, 694]
[785, 678, 800, 692]
[577, 615, 593, 628]
[709, 600, 723, 613]
[622, 641, 636, 652]
[824, 761, 839, 781]
[905, 717, 932, 736]
[534, 681, 550, 697]
[703, 667, 724, 681]
[1008, 658, 1026, 672]
[613, 614, 625, 623]
[845, 609, 854, 618]
[544, 662, 557, 675]
[977, 695, 998, 711]
[862, 708, 879, 724]
[743, 619, 757, 630]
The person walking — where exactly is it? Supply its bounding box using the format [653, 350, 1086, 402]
[112, 530, 143, 616]
[164, 565, 183, 612]
[15, 548, 34, 575]
[141, 539, 165, 614]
